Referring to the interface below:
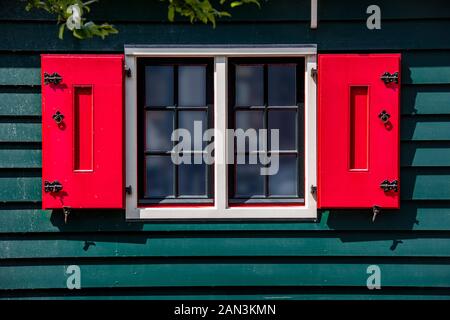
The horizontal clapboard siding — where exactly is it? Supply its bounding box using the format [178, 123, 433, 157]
[1, 21, 450, 52]
[2, 232, 450, 259]
[1, 202, 450, 232]
[1, 260, 449, 290]
[0, 0, 450, 300]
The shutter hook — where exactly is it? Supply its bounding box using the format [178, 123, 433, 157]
[372, 205, 381, 222]
[63, 207, 71, 224]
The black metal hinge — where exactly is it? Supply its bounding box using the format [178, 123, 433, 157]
[311, 67, 317, 81]
[124, 65, 132, 77]
[125, 185, 132, 195]
[44, 72, 63, 85]
[380, 71, 399, 84]
[44, 180, 63, 193]
[380, 180, 398, 192]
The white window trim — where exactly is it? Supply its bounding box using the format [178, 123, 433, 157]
[124, 45, 317, 220]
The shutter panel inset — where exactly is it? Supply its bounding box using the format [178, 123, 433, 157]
[318, 54, 401, 209]
[41, 55, 124, 209]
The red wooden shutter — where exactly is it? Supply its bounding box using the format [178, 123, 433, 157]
[41, 55, 124, 209]
[318, 54, 401, 209]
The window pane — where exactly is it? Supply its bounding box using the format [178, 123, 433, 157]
[235, 110, 264, 152]
[178, 111, 207, 151]
[145, 156, 174, 197]
[269, 155, 297, 196]
[268, 65, 296, 106]
[235, 162, 264, 197]
[146, 111, 174, 151]
[235, 65, 264, 106]
[145, 66, 174, 107]
[179, 161, 206, 196]
[179, 66, 206, 107]
[268, 110, 297, 151]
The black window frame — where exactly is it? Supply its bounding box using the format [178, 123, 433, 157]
[228, 57, 306, 204]
[137, 57, 215, 205]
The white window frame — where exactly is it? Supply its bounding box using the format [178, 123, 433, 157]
[125, 45, 317, 220]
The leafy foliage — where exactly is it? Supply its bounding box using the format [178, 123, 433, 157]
[164, 0, 260, 27]
[24, 0, 261, 40]
[25, 0, 118, 39]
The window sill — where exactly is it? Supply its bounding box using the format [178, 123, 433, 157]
[127, 205, 316, 220]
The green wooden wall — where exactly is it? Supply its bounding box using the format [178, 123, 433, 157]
[1, 0, 450, 299]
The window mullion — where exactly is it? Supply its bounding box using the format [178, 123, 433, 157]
[174, 65, 179, 198]
[263, 64, 269, 198]
[214, 56, 228, 210]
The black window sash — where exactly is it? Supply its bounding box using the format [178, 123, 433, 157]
[228, 57, 305, 204]
[137, 58, 214, 204]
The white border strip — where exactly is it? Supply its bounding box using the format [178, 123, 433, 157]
[311, 0, 318, 29]
[125, 46, 317, 220]
[125, 45, 317, 57]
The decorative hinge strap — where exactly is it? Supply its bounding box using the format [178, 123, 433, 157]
[44, 72, 63, 85]
[380, 71, 399, 84]
[44, 180, 63, 193]
[380, 180, 398, 192]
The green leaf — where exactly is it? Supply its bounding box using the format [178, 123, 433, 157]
[168, 5, 175, 21]
[72, 28, 85, 39]
[58, 23, 65, 39]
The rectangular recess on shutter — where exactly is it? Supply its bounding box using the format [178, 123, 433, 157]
[349, 86, 369, 170]
[318, 54, 401, 209]
[41, 54, 124, 209]
[73, 86, 93, 172]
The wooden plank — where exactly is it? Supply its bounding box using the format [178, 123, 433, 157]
[0, 175, 41, 202]
[0, 202, 450, 232]
[1, 233, 450, 259]
[401, 116, 450, 141]
[0, 122, 41, 142]
[1, 261, 449, 289]
[1, 21, 450, 52]
[402, 85, 450, 115]
[401, 142, 450, 167]
[3, 288, 450, 300]
[403, 51, 450, 84]
[0, 0, 292, 22]
[0, 68, 40, 86]
[0, 53, 40, 68]
[319, 0, 450, 20]
[2, 0, 449, 22]
[401, 168, 450, 200]
[0, 92, 41, 116]
[0, 53, 41, 86]
[0, 148, 41, 168]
